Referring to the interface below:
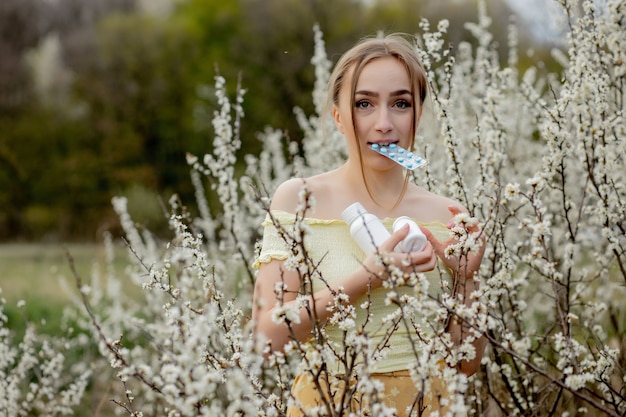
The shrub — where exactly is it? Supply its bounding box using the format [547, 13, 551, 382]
[56, 0, 626, 415]
[0, 296, 91, 416]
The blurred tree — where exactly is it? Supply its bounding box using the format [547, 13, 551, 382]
[0, 0, 558, 241]
[69, 13, 208, 217]
[0, 0, 53, 238]
[0, 0, 51, 113]
[0, 0, 135, 239]
[0, 133, 28, 238]
[233, 0, 369, 149]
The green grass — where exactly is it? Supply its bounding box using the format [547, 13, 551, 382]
[0, 243, 114, 301]
[0, 242, 133, 416]
[0, 243, 125, 334]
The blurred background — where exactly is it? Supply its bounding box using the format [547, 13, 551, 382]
[0, 0, 562, 243]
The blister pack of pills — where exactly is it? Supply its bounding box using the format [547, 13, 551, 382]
[368, 143, 426, 170]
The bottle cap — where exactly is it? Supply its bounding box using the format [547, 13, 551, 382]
[393, 216, 414, 230]
[393, 216, 427, 252]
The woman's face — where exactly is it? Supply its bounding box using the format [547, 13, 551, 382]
[334, 56, 419, 171]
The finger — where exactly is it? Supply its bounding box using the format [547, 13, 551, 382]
[415, 243, 436, 264]
[421, 227, 447, 259]
[381, 223, 410, 252]
[447, 205, 483, 235]
[404, 244, 437, 272]
[421, 226, 440, 248]
[424, 248, 438, 270]
[447, 204, 465, 216]
[445, 205, 464, 227]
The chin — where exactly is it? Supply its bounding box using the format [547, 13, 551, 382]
[368, 158, 400, 172]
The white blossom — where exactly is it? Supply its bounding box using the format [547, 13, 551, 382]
[19, 2, 624, 416]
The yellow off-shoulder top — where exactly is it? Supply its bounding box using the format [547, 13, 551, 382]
[253, 210, 453, 373]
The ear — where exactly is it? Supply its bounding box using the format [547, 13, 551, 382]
[332, 105, 344, 133]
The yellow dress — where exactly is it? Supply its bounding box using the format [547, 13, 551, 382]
[254, 210, 454, 416]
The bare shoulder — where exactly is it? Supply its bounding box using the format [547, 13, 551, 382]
[269, 178, 309, 213]
[269, 171, 344, 217]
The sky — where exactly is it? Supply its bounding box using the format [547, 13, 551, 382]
[504, 0, 612, 43]
[503, 0, 568, 43]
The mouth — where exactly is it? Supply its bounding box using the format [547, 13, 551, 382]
[367, 141, 399, 153]
[367, 140, 399, 146]
[367, 140, 399, 151]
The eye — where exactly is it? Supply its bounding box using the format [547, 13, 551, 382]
[355, 100, 372, 109]
[394, 99, 412, 109]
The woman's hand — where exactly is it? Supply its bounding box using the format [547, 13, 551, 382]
[362, 224, 438, 286]
[422, 206, 487, 375]
[422, 205, 485, 279]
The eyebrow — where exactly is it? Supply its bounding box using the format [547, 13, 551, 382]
[354, 89, 412, 97]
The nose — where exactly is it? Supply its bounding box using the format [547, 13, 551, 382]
[375, 107, 393, 133]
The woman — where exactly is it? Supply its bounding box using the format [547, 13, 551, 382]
[252, 34, 486, 416]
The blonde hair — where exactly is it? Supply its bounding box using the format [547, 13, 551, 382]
[325, 34, 429, 209]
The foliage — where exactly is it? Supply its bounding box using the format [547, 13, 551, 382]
[0, 0, 136, 240]
[1, 0, 624, 415]
[0, 0, 558, 241]
[0, 296, 91, 416]
[63, 0, 624, 415]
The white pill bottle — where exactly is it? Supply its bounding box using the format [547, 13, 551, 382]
[393, 216, 427, 253]
[341, 202, 390, 255]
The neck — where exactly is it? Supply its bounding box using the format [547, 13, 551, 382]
[340, 160, 407, 211]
